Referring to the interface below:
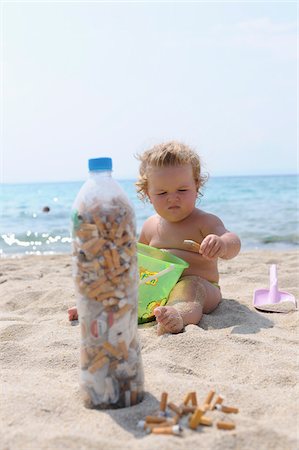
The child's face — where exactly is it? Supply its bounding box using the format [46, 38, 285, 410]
[147, 164, 198, 222]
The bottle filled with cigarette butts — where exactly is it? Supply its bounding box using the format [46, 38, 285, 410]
[71, 157, 144, 409]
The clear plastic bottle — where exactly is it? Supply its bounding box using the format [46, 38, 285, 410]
[71, 157, 144, 409]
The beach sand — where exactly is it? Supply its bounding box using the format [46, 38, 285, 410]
[0, 251, 298, 450]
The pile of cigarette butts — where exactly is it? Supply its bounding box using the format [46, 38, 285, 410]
[137, 389, 239, 437]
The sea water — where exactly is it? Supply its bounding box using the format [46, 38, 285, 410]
[0, 175, 298, 256]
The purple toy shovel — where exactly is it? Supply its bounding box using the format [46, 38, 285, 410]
[253, 264, 297, 313]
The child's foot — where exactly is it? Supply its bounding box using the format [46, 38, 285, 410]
[153, 306, 184, 335]
[68, 306, 78, 321]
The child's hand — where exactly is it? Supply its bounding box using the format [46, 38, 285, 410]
[200, 234, 226, 260]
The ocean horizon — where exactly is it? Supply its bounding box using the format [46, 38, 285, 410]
[1, 174, 298, 256]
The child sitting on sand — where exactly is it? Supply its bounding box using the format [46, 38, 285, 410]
[135, 141, 241, 335]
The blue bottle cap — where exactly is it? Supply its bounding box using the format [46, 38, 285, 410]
[88, 157, 112, 171]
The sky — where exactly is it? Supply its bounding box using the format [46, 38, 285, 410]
[0, 1, 298, 183]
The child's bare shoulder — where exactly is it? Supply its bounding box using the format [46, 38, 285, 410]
[193, 207, 222, 221]
[193, 208, 226, 232]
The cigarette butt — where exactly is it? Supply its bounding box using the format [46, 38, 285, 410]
[109, 222, 118, 239]
[189, 408, 204, 430]
[211, 395, 224, 410]
[107, 264, 129, 280]
[80, 237, 100, 253]
[199, 415, 213, 426]
[92, 215, 106, 234]
[183, 392, 191, 406]
[90, 349, 107, 366]
[182, 405, 196, 414]
[111, 248, 121, 268]
[124, 245, 135, 257]
[138, 421, 169, 431]
[168, 402, 182, 416]
[103, 249, 114, 270]
[114, 304, 132, 320]
[190, 392, 198, 406]
[215, 405, 239, 414]
[102, 341, 123, 360]
[183, 239, 202, 253]
[80, 223, 98, 231]
[204, 389, 215, 406]
[110, 275, 122, 286]
[76, 229, 98, 240]
[90, 238, 106, 256]
[115, 217, 129, 238]
[78, 259, 100, 272]
[216, 421, 236, 430]
[145, 416, 167, 424]
[118, 340, 129, 360]
[86, 276, 107, 298]
[88, 356, 109, 373]
[116, 234, 131, 246]
[182, 392, 191, 405]
[160, 392, 168, 412]
[151, 425, 183, 436]
[94, 289, 117, 302]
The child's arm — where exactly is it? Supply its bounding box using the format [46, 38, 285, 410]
[138, 216, 156, 245]
[138, 227, 149, 244]
[199, 214, 241, 260]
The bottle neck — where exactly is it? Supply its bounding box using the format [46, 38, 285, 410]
[89, 170, 112, 178]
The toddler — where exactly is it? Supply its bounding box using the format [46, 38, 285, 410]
[136, 141, 241, 335]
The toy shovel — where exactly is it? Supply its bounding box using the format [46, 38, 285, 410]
[253, 264, 297, 313]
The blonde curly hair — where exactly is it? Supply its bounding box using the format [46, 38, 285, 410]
[135, 141, 208, 201]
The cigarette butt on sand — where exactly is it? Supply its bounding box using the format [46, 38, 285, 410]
[216, 421, 236, 430]
[168, 402, 182, 416]
[189, 408, 204, 430]
[215, 404, 239, 414]
[199, 415, 213, 426]
[182, 405, 196, 414]
[211, 394, 224, 410]
[151, 425, 183, 436]
[145, 416, 168, 424]
[138, 420, 169, 432]
[189, 392, 198, 406]
[182, 392, 191, 405]
[204, 389, 215, 406]
[160, 392, 168, 412]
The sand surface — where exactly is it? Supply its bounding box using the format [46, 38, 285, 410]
[0, 251, 298, 450]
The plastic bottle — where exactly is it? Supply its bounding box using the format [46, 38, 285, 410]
[71, 157, 144, 409]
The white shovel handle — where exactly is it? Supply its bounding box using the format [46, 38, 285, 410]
[139, 264, 175, 286]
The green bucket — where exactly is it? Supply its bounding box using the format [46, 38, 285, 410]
[137, 243, 189, 324]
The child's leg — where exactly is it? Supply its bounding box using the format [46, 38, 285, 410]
[68, 306, 78, 321]
[154, 276, 221, 335]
